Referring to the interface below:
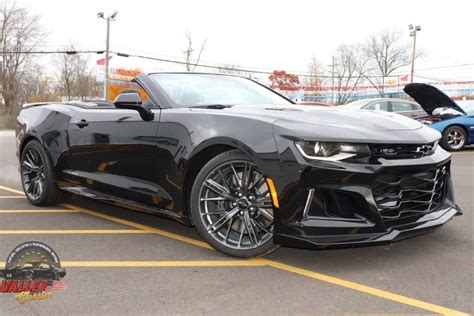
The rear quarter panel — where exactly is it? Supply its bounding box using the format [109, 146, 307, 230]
[16, 104, 75, 164]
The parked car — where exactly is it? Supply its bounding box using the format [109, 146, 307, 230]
[296, 101, 331, 106]
[15, 73, 461, 257]
[342, 98, 426, 119]
[403, 83, 474, 151]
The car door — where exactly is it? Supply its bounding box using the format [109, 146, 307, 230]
[410, 102, 428, 118]
[364, 101, 389, 112]
[65, 100, 165, 207]
[390, 101, 425, 119]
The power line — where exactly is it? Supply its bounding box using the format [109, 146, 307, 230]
[0, 50, 105, 55]
[415, 73, 455, 82]
[111, 51, 407, 79]
[415, 63, 474, 71]
[2, 49, 473, 80]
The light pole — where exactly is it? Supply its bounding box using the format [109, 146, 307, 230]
[97, 11, 118, 101]
[409, 24, 421, 83]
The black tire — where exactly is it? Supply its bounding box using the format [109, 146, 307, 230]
[441, 126, 467, 151]
[190, 150, 280, 257]
[20, 140, 70, 206]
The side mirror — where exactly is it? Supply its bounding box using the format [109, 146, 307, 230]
[113, 92, 154, 121]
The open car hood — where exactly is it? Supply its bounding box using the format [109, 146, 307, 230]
[403, 83, 466, 115]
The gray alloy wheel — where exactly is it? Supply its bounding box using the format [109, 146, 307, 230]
[21, 147, 46, 201]
[442, 126, 467, 151]
[190, 150, 279, 257]
[20, 140, 69, 206]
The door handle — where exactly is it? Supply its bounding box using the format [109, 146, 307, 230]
[73, 119, 89, 128]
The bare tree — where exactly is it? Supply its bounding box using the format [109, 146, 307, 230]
[0, 0, 45, 113]
[306, 55, 325, 87]
[55, 46, 98, 101]
[333, 44, 368, 104]
[362, 28, 412, 96]
[183, 31, 207, 71]
[20, 63, 59, 103]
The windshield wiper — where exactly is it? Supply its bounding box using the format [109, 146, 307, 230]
[193, 104, 233, 109]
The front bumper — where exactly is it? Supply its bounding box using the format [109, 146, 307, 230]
[274, 205, 458, 249]
[271, 146, 462, 249]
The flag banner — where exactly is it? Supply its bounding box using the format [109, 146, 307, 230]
[96, 56, 112, 65]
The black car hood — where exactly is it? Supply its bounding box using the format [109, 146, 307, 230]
[189, 104, 441, 144]
[220, 104, 423, 131]
[403, 83, 466, 115]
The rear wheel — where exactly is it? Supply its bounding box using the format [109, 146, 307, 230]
[190, 150, 279, 257]
[442, 126, 467, 151]
[20, 140, 69, 206]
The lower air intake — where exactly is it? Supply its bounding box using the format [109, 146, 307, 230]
[372, 165, 447, 226]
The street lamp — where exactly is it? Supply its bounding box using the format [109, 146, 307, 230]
[409, 24, 421, 83]
[97, 11, 118, 101]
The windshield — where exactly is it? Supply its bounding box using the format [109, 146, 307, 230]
[340, 99, 371, 109]
[149, 73, 292, 108]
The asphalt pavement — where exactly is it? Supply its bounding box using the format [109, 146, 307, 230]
[0, 130, 472, 315]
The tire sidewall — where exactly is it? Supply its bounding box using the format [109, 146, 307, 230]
[442, 126, 467, 151]
[190, 150, 279, 258]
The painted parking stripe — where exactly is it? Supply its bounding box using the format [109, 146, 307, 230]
[0, 196, 25, 199]
[0, 184, 467, 315]
[64, 204, 213, 250]
[60, 260, 265, 267]
[0, 185, 24, 195]
[63, 202, 468, 315]
[256, 258, 467, 316]
[0, 260, 265, 268]
[0, 229, 151, 234]
[0, 209, 80, 213]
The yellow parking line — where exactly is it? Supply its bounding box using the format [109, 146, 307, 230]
[0, 196, 25, 199]
[62, 202, 468, 316]
[0, 185, 24, 195]
[0, 260, 265, 268]
[62, 260, 265, 267]
[64, 204, 213, 250]
[255, 258, 467, 316]
[0, 229, 151, 234]
[0, 184, 467, 315]
[0, 209, 80, 213]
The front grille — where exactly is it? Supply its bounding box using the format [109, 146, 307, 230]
[372, 165, 447, 226]
[370, 142, 437, 160]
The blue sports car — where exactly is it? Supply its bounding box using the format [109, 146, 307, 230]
[404, 83, 474, 151]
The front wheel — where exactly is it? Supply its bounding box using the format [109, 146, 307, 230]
[190, 150, 279, 257]
[441, 126, 467, 151]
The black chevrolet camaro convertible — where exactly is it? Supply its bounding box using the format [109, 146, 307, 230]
[15, 73, 461, 257]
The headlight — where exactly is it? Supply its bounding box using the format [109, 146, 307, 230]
[295, 141, 370, 162]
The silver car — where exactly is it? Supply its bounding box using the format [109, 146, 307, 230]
[341, 98, 426, 119]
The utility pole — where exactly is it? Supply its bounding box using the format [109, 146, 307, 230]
[327, 56, 337, 104]
[409, 24, 421, 83]
[98, 11, 118, 101]
[104, 18, 110, 101]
